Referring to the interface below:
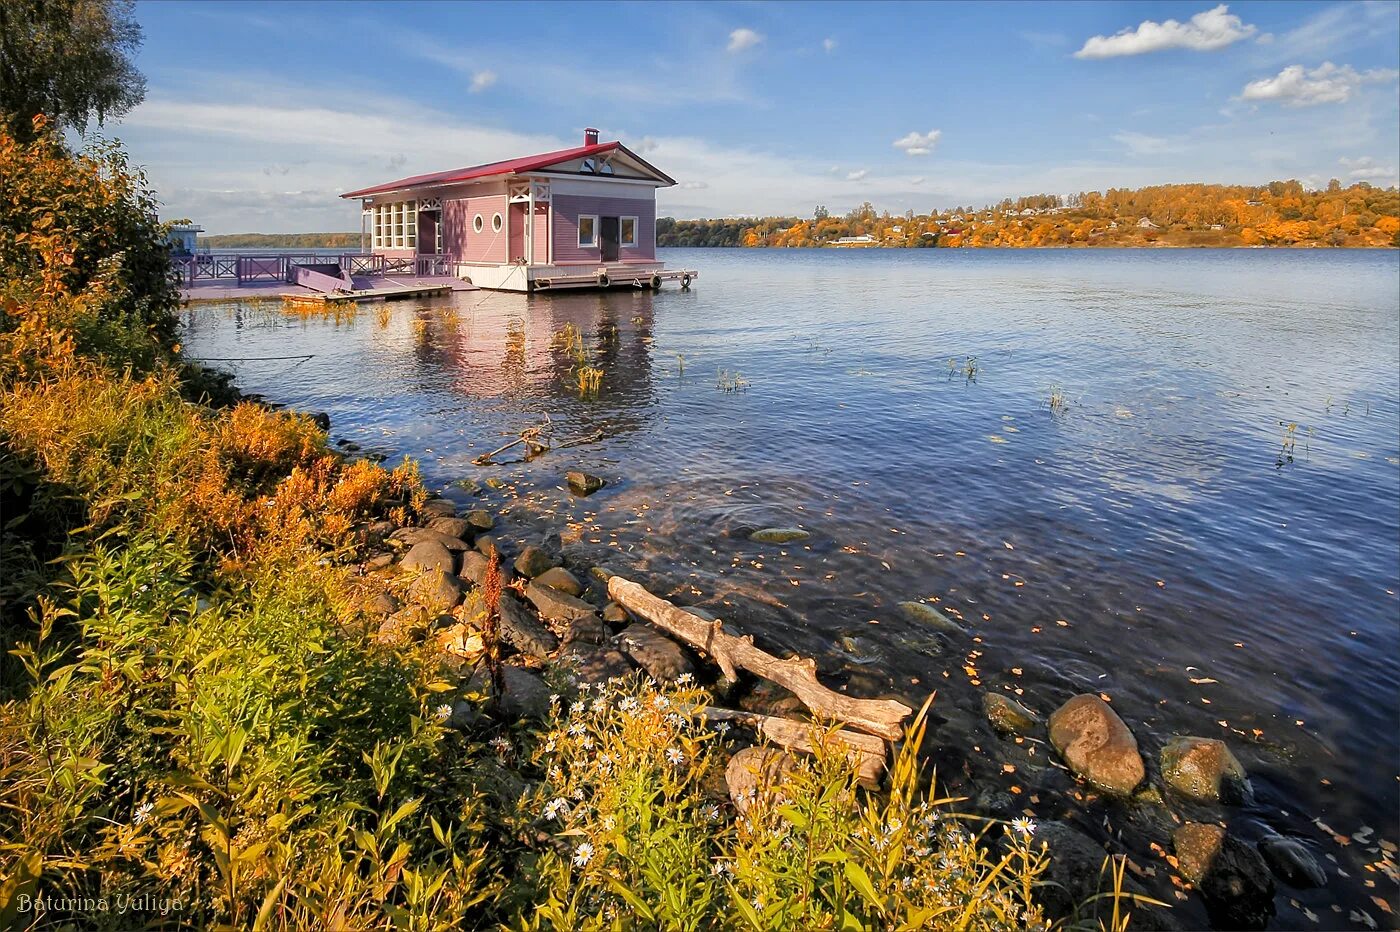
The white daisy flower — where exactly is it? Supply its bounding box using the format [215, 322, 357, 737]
[1010, 817, 1037, 838]
[573, 842, 594, 867]
[434, 703, 453, 723]
[133, 802, 153, 825]
[543, 798, 569, 820]
[665, 747, 685, 766]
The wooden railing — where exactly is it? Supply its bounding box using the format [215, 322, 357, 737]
[174, 253, 454, 285]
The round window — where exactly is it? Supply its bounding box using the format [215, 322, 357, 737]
[473, 214, 484, 233]
[492, 212, 503, 233]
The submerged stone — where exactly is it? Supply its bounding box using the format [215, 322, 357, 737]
[465, 509, 495, 532]
[897, 601, 961, 632]
[749, 527, 810, 544]
[983, 692, 1041, 736]
[1258, 834, 1326, 889]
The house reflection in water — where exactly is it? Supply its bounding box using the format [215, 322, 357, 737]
[403, 289, 662, 447]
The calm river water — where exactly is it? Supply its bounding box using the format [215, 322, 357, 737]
[184, 248, 1399, 928]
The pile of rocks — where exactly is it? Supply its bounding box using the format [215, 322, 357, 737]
[357, 481, 702, 723]
[980, 688, 1325, 930]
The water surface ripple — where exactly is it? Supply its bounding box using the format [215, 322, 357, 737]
[184, 248, 1400, 929]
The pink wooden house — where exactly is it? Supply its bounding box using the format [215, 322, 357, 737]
[341, 128, 696, 292]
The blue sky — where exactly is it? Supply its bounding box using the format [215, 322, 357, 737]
[112, 1, 1399, 233]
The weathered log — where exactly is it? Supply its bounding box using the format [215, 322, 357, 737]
[607, 576, 913, 740]
[703, 706, 886, 789]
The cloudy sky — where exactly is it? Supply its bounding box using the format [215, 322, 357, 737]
[111, 1, 1399, 233]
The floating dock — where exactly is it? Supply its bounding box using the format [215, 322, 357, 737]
[279, 282, 455, 305]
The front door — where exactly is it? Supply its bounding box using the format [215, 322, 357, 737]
[600, 216, 620, 262]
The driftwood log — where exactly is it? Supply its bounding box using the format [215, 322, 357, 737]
[702, 706, 886, 789]
[607, 576, 913, 741]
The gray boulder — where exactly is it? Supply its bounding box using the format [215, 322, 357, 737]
[464, 509, 495, 532]
[616, 624, 695, 682]
[534, 566, 583, 596]
[526, 581, 598, 623]
[408, 568, 465, 614]
[514, 545, 560, 579]
[566, 471, 605, 496]
[560, 645, 635, 686]
[459, 550, 491, 587]
[561, 614, 610, 647]
[601, 601, 630, 623]
[498, 592, 559, 660]
[392, 527, 471, 552]
[468, 663, 553, 721]
[420, 498, 457, 517]
[427, 516, 475, 541]
[1048, 694, 1145, 796]
[401, 540, 456, 575]
[475, 533, 501, 560]
[725, 747, 797, 814]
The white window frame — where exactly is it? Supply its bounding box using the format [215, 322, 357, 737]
[492, 212, 503, 233]
[473, 213, 484, 234]
[619, 216, 638, 247]
[577, 214, 599, 248]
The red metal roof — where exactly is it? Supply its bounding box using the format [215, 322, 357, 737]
[340, 141, 674, 198]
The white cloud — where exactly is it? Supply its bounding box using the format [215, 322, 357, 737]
[1075, 4, 1256, 58]
[635, 136, 660, 154]
[823, 37, 837, 53]
[1241, 62, 1399, 106]
[910, 177, 925, 185]
[893, 129, 942, 156]
[469, 70, 497, 93]
[1339, 156, 1398, 183]
[727, 28, 763, 53]
[679, 181, 709, 190]
[846, 169, 869, 181]
[1112, 131, 1179, 155]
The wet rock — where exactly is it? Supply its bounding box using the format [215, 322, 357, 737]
[526, 581, 598, 624]
[566, 471, 605, 496]
[1030, 822, 1178, 929]
[475, 533, 501, 560]
[459, 550, 491, 587]
[601, 601, 630, 624]
[983, 692, 1041, 736]
[749, 527, 810, 544]
[534, 566, 583, 597]
[561, 614, 609, 647]
[897, 601, 961, 632]
[683, 605, 718, 622]
[739, 680, 806, 718]
[408, 568, 466, 614]
[616, 625, 695, 683]
[726, 747, 797, 814]
[514, 545, 560, 579]
[1160, 736, 1250, 804]
[1258, 834, 1326, 889]
[497, 592, 558, 660]
[1176, 826, 1275, 930]
[560, 645, 635, 686]
[401, 540, 457, 575]
[464, 509, 495, 532]
[469, 663, 553, 721]
[420, 498, 457, 517]
[366, 551, 395, 571]
[1048, 694, 1145, 796]
[1173, 822, 1225, 885]
[427, 516, 475, 541]
[589, 563, 623, 585]
[310, 411, 331, 431]
[391, 527, 471, 552]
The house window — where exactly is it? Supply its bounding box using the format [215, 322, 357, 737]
[492, 212, 503, 233]
[620, 216, 638, 247]
[473, 214, 484, 234]
[577, 215, 598, 248]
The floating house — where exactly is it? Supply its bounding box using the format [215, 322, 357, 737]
[341, 128, 695, 292]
